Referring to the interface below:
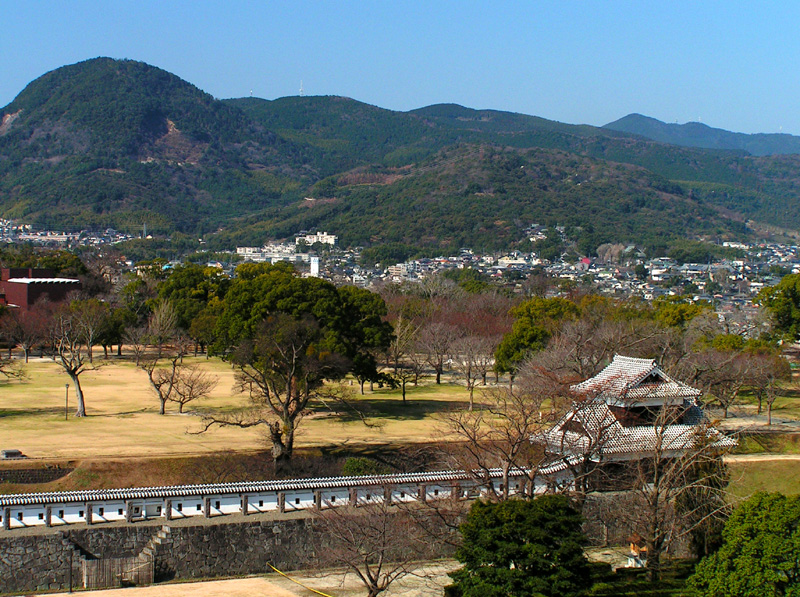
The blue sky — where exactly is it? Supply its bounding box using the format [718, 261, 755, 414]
[2, 1, 798, 134]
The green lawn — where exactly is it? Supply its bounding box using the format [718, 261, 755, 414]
[727, 459, 800, 498]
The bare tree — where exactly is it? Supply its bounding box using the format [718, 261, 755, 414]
[684, 349, 750, 418]
[51, 307, 103, 417]
[439, 360, 570, 501]
[450, 335, 498, 410]
[387, 315, 419, 374]
[70, 298, 110, 363]
[140, 351, 183, 415]
[418, 321, 462, 384]
[748, 351, 792, 424]
[169, 364, 218, 413]
[123, 325, 149, 366]
[622, 416, 734, 581]
[313, 502, 437, 597]
[147, 300, 178, 358]
[0, 302, 51, 362]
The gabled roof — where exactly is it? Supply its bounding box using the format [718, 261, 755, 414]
[539, 354, 735, 462]
[571, 354, 701, 406]
[543, 399, 736, 461]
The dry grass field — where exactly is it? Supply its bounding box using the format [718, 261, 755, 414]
[0, 356, 471, 461]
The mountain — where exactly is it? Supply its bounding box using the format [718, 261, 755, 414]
[604, 113, 800, 156]
[1, 58, 800, 255]
[211, 144, 733, 254]
[0, 58, 316, 233]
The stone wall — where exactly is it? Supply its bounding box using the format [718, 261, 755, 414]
[0, 467, 73, 484]
[0, 518, 321, 594]
[0, 513, 454, 595]
[0, 533, 85, 593]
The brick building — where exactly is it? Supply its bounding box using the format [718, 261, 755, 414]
[0, 268, 81, 310]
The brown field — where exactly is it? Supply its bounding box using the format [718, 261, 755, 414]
[0, 356, 470, 461]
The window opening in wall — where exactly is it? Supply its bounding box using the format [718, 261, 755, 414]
[259, 500, 264, 507]
[366, 494, 371, 500]
[58, 510, 64, 518]
[39, 513, 44, 520]
[156, 506, 162, 514]
[18, 512, 23, 521]
[134, 507, 140, 514]
[99, 508, 104, 516]
[295, 498, 300, 505]
[197, 504, 202, 511]
[214, 501, 220, 509]
[79, 510, 84, 517]
[118, 509, 123, 515]
[177, 503, 183, 512]
[434, 489, 439, 496]
[331, 495, 336, 502]
[400, 492, 405, 498]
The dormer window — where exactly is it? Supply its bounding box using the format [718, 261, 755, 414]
[640, 372, 662, 385]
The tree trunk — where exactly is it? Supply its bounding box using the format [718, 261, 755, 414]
[23, 347, 28, 363]
[87, 344, 93, 363]
[360, 379, 365, 395]
[646, 546, 660, 582]
[103, 345, 109, 359]
[117, 344, 122, 357]
[71, 374, 86, 417]
[271, 420, 294, 474]
[401, 378, 407, 403]
[435, 368, 441, 384]
[468, 383, 475, 411]
[159, 397, 167, 415]
[768, 402, 773, 426]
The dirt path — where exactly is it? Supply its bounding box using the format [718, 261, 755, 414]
[40, 577, 298, 597]
[725, 453, 800, 462]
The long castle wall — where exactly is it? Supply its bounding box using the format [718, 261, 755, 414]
[0, 518, 320, 594]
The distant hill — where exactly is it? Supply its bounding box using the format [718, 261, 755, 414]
[604, 113, 800, 156]
[212, 144, 732, 254]
[2, 58, 800, 254]
[0, 58, 317, 233]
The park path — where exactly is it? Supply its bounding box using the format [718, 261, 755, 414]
[725, 453, 800, 462]
[41, 577, 299, 597]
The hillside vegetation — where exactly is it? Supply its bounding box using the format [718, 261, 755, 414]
[2, 58, 800, 252]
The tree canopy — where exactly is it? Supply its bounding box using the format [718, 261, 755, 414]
[448, 496, 590, 597]
[757, 273, 800, 340]
[689, 492, 800, 597]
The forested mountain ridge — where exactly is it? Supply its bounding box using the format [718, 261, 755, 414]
[605, 113, 800, 157]
[213, 144, 734, 254]
[1, 57, 799, 253]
